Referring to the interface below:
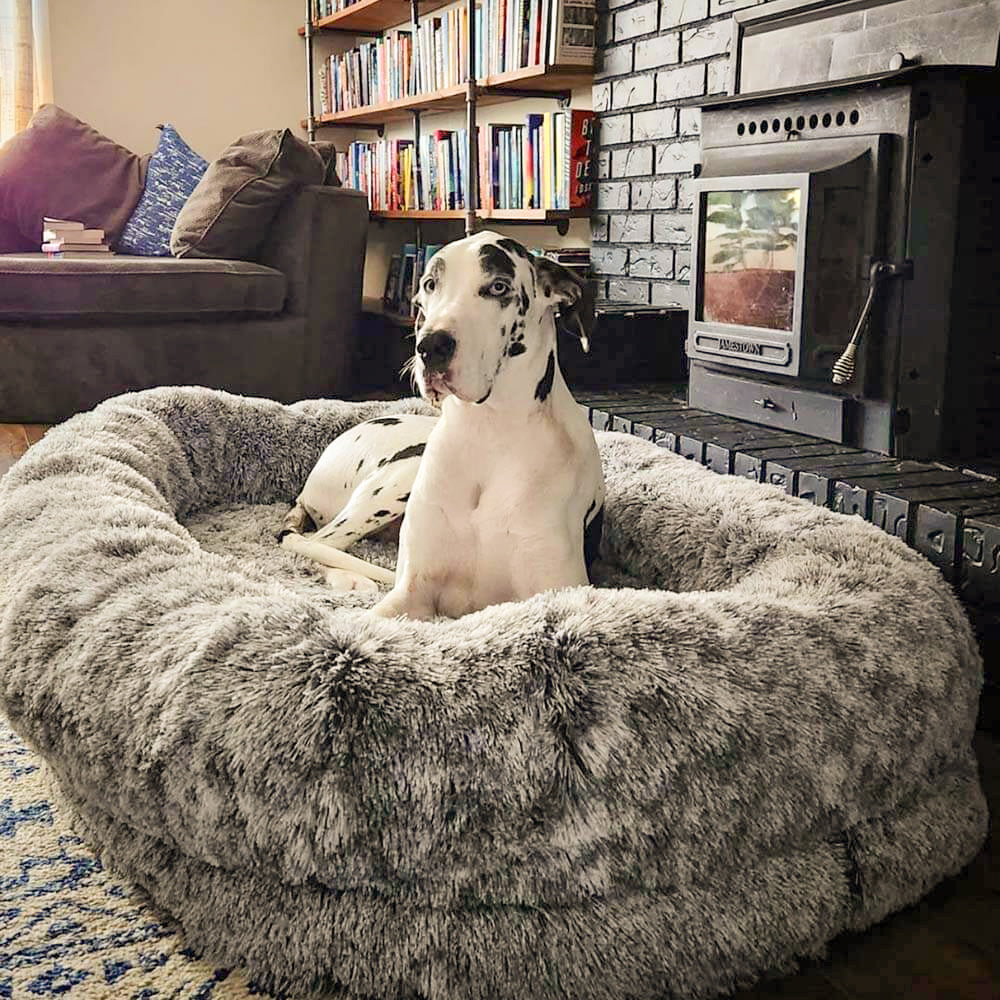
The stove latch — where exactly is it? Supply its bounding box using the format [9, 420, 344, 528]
[831, 258, 914, 385]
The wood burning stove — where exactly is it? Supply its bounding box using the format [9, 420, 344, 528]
[686, 0, 1000, 463]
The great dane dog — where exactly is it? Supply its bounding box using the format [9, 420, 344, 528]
[280, 230, 604, 620]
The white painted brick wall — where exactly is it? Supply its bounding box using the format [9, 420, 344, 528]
[596, 181, 631, 210]
[612, 74, 655, 108]
[661, 0, 709, 28]
[597, 42, 635, 78]
[681, 21, 731, 60]
[634, 31, 679, 71]
[632, 107, 678, 141]
[592, 0, 769, 305]
[614, 1, 659, 40]
[632, 178, 677, 211]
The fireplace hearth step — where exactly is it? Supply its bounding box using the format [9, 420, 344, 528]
[578, 384, 1000, 611]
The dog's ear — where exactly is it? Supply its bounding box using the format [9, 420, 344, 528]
[533, 255, 596, 352]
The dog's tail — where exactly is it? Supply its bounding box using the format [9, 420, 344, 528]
[280, 532, 396, 585]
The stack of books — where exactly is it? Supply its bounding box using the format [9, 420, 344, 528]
[41, 218, 112, 258]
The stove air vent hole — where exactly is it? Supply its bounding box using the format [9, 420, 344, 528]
[737, 107, 861, 138]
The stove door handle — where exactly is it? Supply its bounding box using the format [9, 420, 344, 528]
[831, 259, 913, 385]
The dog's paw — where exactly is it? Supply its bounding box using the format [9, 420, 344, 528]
[324, 568, 380, 593]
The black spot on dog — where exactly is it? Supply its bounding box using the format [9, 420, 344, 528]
[518, 286, 530, 316]
[373, 486, 382, 495]
[355, 458, 364, 473]
[378, 443, 426, 467]
[509, 342, 527, 357]
[398, 493, 410, 502]
[535, 350, 555, 402]
[477, 387, 493, 404]
[584, 505, 604, 580]
[478, 244, 515, 279]
[333, 517, 347, 528]
[497, 237, 531, 260]
[374, 509, 391, 517]
[368, 416, 402, 426]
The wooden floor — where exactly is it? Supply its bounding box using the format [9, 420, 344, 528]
[1, 423, 997, 999]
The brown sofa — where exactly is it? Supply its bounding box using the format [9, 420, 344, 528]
[0, 185, 368, 423]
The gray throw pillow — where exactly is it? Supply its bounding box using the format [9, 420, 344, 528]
[171, 128, 326, 260]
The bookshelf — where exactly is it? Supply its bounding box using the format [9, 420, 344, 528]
[301, 0, 594, 235]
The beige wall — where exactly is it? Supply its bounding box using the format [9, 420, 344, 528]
[49, 0, 307, 159]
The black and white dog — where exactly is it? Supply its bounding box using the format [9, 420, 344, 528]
[281, 230, 604, 620]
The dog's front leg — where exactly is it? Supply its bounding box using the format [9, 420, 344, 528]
[370, 582, 437, 620]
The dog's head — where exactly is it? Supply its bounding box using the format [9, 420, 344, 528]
[409, 231, 594, 406]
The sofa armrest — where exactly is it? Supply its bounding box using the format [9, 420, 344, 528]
[257, 184, 369, 398]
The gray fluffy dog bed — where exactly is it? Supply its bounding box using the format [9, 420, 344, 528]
[0, 386, 987, 1000]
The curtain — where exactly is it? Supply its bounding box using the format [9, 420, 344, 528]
[0, 0, 50, 145]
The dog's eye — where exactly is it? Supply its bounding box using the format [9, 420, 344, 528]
[423, 278, 435, 293]
[489, 279, 510, 296]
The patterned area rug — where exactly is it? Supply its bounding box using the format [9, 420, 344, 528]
[0, 714, 278, 999]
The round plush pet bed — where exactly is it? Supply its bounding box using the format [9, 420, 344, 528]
[0, 386, 987, 1000]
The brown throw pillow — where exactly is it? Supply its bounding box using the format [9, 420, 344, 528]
[310, 140, 343, 186]
[0, 104, 148, 245]
[170, 129, 326, 260]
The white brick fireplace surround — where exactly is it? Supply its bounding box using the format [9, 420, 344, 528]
[593, 0, 767, 307]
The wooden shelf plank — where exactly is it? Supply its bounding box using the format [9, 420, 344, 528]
[315, 84, 467, 126]
[312, 63, 592, 127]
[299, 0, 453, 35]
[480, 63, 592, 93]
[363, 295, 416, 325]
[368, 207, 588, 222]
[371, 210, 465, 219]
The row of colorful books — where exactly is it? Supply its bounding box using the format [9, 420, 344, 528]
[481, 0, 594, 77]
[337, 109, 593, 212]
[317, 0, 593, 114]
[340, 129, 472, 211]
[320, 28, 416, 112]
[383, 243, 590, 318]
[40, 217, 112, 258]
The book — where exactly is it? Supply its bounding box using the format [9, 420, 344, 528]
[42, 242, 110, 253]
[42, 217, 84, 230]
[565, 108, 594, 210]
[383, 254, 402, 312]
[43, 228, 105, 244]
[398, 244, 418, 313]
[42, 250, 113, 259]
[548, 0, 595, 66]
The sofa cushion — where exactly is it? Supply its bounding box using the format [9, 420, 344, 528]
[117, 125, 208, 256]
[311, 140, 342, 186]
[170, 129, 325, 260]
[0, 254, 286, 320]
[0, 105, 148, 246]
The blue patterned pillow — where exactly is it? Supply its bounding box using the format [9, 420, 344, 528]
[116, 125, 208, 255]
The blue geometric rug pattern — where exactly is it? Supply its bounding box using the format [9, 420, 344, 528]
[0, 714, 278, 998]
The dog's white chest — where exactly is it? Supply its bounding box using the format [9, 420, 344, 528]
[394, 403, 595, 618]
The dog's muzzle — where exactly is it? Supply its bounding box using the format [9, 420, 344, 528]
[416, 330, 456, 374]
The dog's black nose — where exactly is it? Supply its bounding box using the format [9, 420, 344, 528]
[417, 330, 456, 373]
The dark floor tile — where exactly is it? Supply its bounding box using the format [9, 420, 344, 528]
[824, 916, 996, 999]
[733, 964, 851, 999]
